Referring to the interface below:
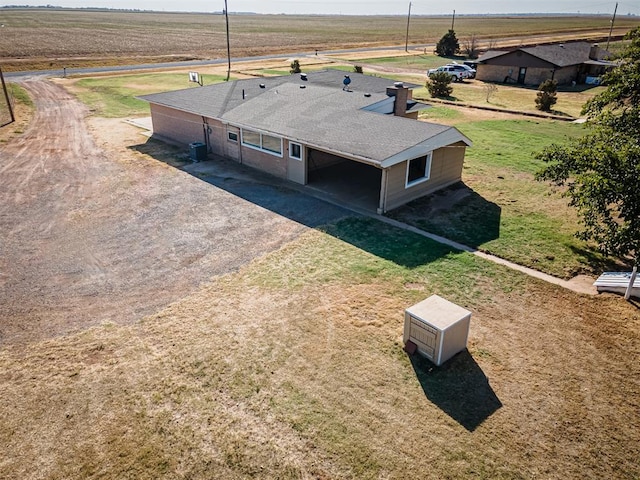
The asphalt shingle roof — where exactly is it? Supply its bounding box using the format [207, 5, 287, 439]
[477, 42, 608, 68]
[140, 70, 469, 166]
[221, 82, 454, 163]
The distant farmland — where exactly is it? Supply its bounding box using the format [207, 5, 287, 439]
[1, 8, 639, 71]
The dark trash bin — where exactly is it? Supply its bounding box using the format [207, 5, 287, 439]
[189, 142, 207, 162]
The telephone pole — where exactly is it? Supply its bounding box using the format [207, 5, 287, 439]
[451, 10, 456, 30]
[0, 67, 15, 127]
[405, 2, 412, 52]
[606, 2, 618, 52]
[224, 0, 231, 81]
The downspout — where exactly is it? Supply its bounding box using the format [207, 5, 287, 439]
[202, 116, 211, 152]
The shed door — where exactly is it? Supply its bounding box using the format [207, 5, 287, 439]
[409, 316, 437, 360]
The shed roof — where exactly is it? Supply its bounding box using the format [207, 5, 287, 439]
[477, 42, 609, 68]
[140, 70, 471, 167]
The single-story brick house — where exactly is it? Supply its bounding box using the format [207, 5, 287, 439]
[140, 70, 472, 213]
[476, 42, 616, 86]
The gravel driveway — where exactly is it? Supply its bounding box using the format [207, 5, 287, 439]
[0, 79, 348, 346]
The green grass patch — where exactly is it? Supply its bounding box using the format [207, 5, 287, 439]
[245, 217, 521, 300]
[389, 119, 609, 278]
[459, 120, 585, 173]
[419, 105, 464, 122]
[73, 73, 229, 117]
[8, 83, 34, 108]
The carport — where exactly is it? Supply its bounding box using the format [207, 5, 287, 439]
[306, 147, 382, 212]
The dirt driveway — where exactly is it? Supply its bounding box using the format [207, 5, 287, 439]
[0, 79, 347, 346]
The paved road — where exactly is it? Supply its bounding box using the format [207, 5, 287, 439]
[0, 79, 348, 346]
[5, 45, 433, 79]
[5, 29, 626, 80]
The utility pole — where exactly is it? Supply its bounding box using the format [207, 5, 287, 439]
[0, 67, 15, 126]
[606, 2, 618, 52]
[405, 2, 412, 53]
[451, 9, 456, 30]
[224, 0, 231, 82]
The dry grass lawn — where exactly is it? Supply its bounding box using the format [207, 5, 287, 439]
[2, 44, 639, 479]
[1, 221, 639, 479]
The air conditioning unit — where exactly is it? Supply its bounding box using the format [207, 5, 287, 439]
[403, 295, 471, 366]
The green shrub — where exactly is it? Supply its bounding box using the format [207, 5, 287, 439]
[290, 59, 301, 74]
[427, 72, 453, 98]
[535, 79, 558, 112]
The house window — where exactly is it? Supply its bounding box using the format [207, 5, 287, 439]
[406, 153, 432, 188]
[242, 129, 261, 148]
[289, 142, 302, 160]
[241, 128, 283, 157]
[227, 131, 238, 142]
[262, 134, 282, 155]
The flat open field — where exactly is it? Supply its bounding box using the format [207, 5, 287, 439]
[1, 9, 639, 71]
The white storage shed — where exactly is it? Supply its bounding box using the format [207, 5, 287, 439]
[404, 295, 471, 366]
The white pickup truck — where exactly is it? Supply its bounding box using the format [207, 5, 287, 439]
[427, 64, 475, 82]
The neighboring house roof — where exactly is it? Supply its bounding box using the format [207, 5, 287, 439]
[477, 42, 611, 68]
[140, 70, 471, 168]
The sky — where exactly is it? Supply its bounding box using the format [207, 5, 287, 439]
[2, 0, 638, 16]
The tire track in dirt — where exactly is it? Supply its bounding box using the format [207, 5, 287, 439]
[0, 79, 346, 347]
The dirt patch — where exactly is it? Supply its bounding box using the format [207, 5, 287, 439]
[0, 79, 347, 347]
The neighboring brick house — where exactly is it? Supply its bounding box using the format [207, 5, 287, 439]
[140, 70, 471, 213]
[476, 42, 616, 86]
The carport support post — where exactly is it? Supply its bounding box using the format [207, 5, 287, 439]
[377, 169, 388, 214]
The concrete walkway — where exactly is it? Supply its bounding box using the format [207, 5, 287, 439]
[130, 119, 598, 296]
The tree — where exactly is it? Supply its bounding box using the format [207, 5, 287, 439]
[435, 30, 460, 57]
[426, 71, 453, 98]
[535, 27, 640, 266]
[483, 83, 498, 103]
[462, 34, 479, 59]
[535, 79, 558, 112]
[289, 59, 301, 74]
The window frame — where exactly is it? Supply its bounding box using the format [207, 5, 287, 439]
[241, 128, 283, 157]
[227, 131, 239, 143]
[289, 142, 302, 161]
[405, 153, 433, 188]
